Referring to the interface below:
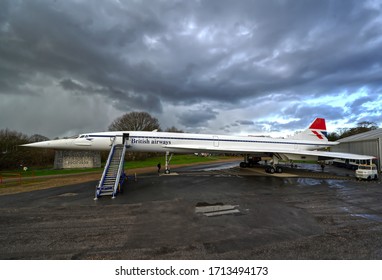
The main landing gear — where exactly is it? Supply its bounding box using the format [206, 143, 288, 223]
[239, 155, 261, 168]
[164, 151, 173, 174]
[265, 155, 284, 174]
[239, 154, 284, 174]
[265, 165, 283, 174]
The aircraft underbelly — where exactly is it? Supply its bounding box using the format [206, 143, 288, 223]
[284, 154, 318, 161]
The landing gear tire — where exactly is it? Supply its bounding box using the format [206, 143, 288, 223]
[165, 169, 171, 174]
[266, 166, 275, 174]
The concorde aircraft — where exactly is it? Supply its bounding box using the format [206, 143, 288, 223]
[23, 118, 374, 174]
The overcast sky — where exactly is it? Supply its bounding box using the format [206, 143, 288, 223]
[1, 0, 381, 138]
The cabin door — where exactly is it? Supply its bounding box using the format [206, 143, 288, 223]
[123, 133, 130, 145]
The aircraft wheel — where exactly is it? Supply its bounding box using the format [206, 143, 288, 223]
[240, 162, 247, 168]
[165, 169, 170, 174]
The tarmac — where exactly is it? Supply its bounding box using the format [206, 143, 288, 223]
[0, 161, 382, 260]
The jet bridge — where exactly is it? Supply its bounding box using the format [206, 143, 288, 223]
[95, 135, 129, 199]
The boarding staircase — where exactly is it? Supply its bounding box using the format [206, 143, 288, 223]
[95, 136, 129, 199]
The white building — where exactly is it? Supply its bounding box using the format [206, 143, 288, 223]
[331, 128, 382, 171]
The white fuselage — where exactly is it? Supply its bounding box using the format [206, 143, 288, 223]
[58, 131, 334, 153]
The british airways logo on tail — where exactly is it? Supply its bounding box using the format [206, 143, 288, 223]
[311, 130, 327, 139]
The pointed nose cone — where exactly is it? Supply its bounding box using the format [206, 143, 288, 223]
[21, 139, 75, 149]
[21, 141, 53, 148]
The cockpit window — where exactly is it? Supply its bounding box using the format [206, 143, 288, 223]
[78, 134, 91, 139]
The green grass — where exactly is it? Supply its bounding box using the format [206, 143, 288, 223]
[124, 154, 230, 169]
[1, 155, 234, 178]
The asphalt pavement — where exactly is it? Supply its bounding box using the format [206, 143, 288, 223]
[0, 162, 381, 259]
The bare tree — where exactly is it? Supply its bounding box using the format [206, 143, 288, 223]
[165, 126, 184, 133]
[29, 134, 50, 142]
[108, 112, 161, 131]
[338, 121, 378, 139]
[0, 129, 54, 169]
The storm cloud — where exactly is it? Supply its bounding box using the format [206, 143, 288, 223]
[1, 0, 381, 138]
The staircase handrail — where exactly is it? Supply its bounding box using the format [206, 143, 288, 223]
[112, 138, 128, 198]
[95, 136, 117, 198]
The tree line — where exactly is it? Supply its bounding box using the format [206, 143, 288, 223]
[0, 129, 55, 170]
[326, 121, 378, 141]
[0, 112, 378, 170]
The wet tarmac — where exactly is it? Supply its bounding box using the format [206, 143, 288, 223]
[0, 162, 381, 259]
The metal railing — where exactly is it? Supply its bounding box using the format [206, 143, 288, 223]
[95, 136, 117, 199]
[112, 139, 128, 198]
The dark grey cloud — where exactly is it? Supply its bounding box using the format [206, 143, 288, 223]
[178, 108, 218, 128]
[282, 104, 346, 124]
[60, 79, 86, 91]
[1, 0, 382, 137]
[236, 120, 254, 126]
[59, 78, 163, 113]
[346, 95, 374, 115]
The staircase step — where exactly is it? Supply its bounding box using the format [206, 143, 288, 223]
[95, 137, 128, 198]
[98, 191, 114, 196]
[103, 182, 115, 185]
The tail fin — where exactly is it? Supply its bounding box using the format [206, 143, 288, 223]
[288, 118, 328, 141]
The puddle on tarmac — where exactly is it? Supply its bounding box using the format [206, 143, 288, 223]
[351, 214, 382, 223]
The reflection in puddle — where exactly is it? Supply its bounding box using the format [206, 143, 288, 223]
[297, 178, 325, 186]
[351, 214, 382, 223]
[340, 206, 382, 222]
[295, 178, 349, 189]
[327, 180, 347, 189]
[202, 162, 240, 171]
